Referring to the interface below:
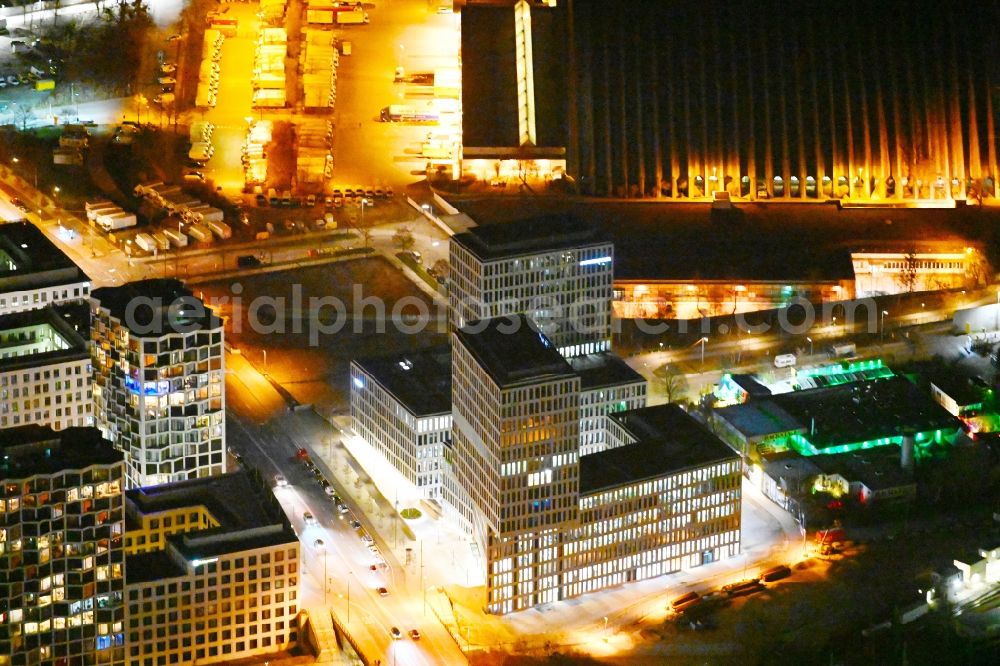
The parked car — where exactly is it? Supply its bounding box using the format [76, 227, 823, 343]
[306, 194, 316, 207]
[303, 511, 317, 526]
[10, 198, 29, 213]
[390, 627, 401, 639]
[160, 63, 177, 74]
[350, 520, 361, 529]
[408, 629, 421, 640]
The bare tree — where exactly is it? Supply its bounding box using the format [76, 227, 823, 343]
[895, 250, 920, 293]
[653, 363, 687, 403]
[392, 226, 415, 253]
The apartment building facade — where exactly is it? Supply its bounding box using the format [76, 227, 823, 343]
[91, 280, 225, 489]
[0, 306, 93, 432]
[123, 472, 300, 665]
[0, 425, 126, 665]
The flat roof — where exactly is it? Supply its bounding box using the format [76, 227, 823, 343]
[451, 215, 609, 262]
[568, 352, 645, 391]
[91, 279, 221, 335]
[0, 221, 90, 291]
[0, 425, 121, 477]
[772, 376, 961, 451]
[760, 451, 822, 483]
[811, 448, 914, 492]
[126, 550, 185, 585]
[125, 471, 283, 533]
[929, 374, 985, 407]
[0, 305, 90, 372]
[580, 404, 738, 494]
[353, 345, 452, 417]
[730, 374, 773, 397]
[460, 2, 566, 151]
[455, 315, 575, 389]
[715, 401, 804, 438]
[170, 524, 297, 562]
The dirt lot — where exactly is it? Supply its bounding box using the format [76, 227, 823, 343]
[199, 257, 445, 411]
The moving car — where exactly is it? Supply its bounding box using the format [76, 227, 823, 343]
[390, 627, 401, 639]
[273, 473, 287, 487]
[303, 511, 317, 526]
[408, 629, 421, 640]
[10, 197, 29, 213]
[378, 587, 389, 597]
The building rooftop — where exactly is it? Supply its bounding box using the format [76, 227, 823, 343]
[0, 425, 122, 477]
[452, 215, 609, 262]
[760, 451, 822, 487]
[715, 401, 805, 439]
[811, 448, 914, 493]
[125, 471, 284, 533]
[729, 374, 773, 398]
[460, 2, 567, 155]
[580, 404, 738, 494]
[568, 352, 645, 390]
[91, 279, 221, 335]
[455, 315, 575, 389]
[929, 374, 986, 408]
[126, 550, 185, 585]
[772, 376, 961, 452]
[353, 346, 452, 417]
[0, 221, 90, 293]
[0, 305, 90, 372]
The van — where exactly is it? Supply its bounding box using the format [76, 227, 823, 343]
[829, 343, 856, 358]
[773, 353, 797, 368]
[10, 40, 30, 54]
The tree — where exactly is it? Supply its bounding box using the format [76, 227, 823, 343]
[392, 226, 415, 253]
[895, 250, 919, 293]
[431, 258, 449, 280]
[360, 227, 373, 248]
[653, 363, 687, 403]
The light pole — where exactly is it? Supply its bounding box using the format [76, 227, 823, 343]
[880, 310, 888, 344]
[360, 198, 369, 228]
[262, 348, 268, 373]
[806, 336, 813, 356]
[11, 157, 38, 191]
[697, 336, 708, 366]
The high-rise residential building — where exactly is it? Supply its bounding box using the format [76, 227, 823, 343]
[449, 216, 614, 358]
[0, 221, 91, 316]
[90, 279, 225, 489]
[0, 424, 126, 665]
[350, 346, 452, 500]
[448, 317, 740, 614]
[0, 305, 93, 431]
[122, 471, 300, 665]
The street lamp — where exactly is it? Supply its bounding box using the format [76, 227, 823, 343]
[806, 336, 813, 356]
[11, 157, 38, 190]
[697, 336, 708, 366]
[880, 310, 888, 344]
[360, 197, 369, 228]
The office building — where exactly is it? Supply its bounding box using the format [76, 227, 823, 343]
[0, 305, 92, 431]
[568, 352, 647, 456]
[0, 221, 91, 316]
[0, 425, 126, 665]
[350, 346, 452, 500]
[448, 317, 740, 614]
[449, 216, 614, 357]
[123, 471, 300, 665]
[91, 279, 225, 489]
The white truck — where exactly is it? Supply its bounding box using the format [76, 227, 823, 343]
[163, 228, 189, 248]
[87, 205, 120, 222]
[152, 232, 171, 251]
[191, 206, 225, 224]
[187, 224, 213, 242]
[337, 9, 369, 24]
[97, 211, 137, 231]
[134, 233, 159, 253]
[206, 220, 232, 239]
[85, 200, 114, 217]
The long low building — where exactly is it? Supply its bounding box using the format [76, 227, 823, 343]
[0, 221, 91, 316]
[0, 304, 93, 431]
[124, 471, 300, 665]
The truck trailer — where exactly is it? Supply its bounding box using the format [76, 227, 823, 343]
[97, 211, 137, 231]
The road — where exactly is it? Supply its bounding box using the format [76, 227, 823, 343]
[227, 355, 465, 666]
